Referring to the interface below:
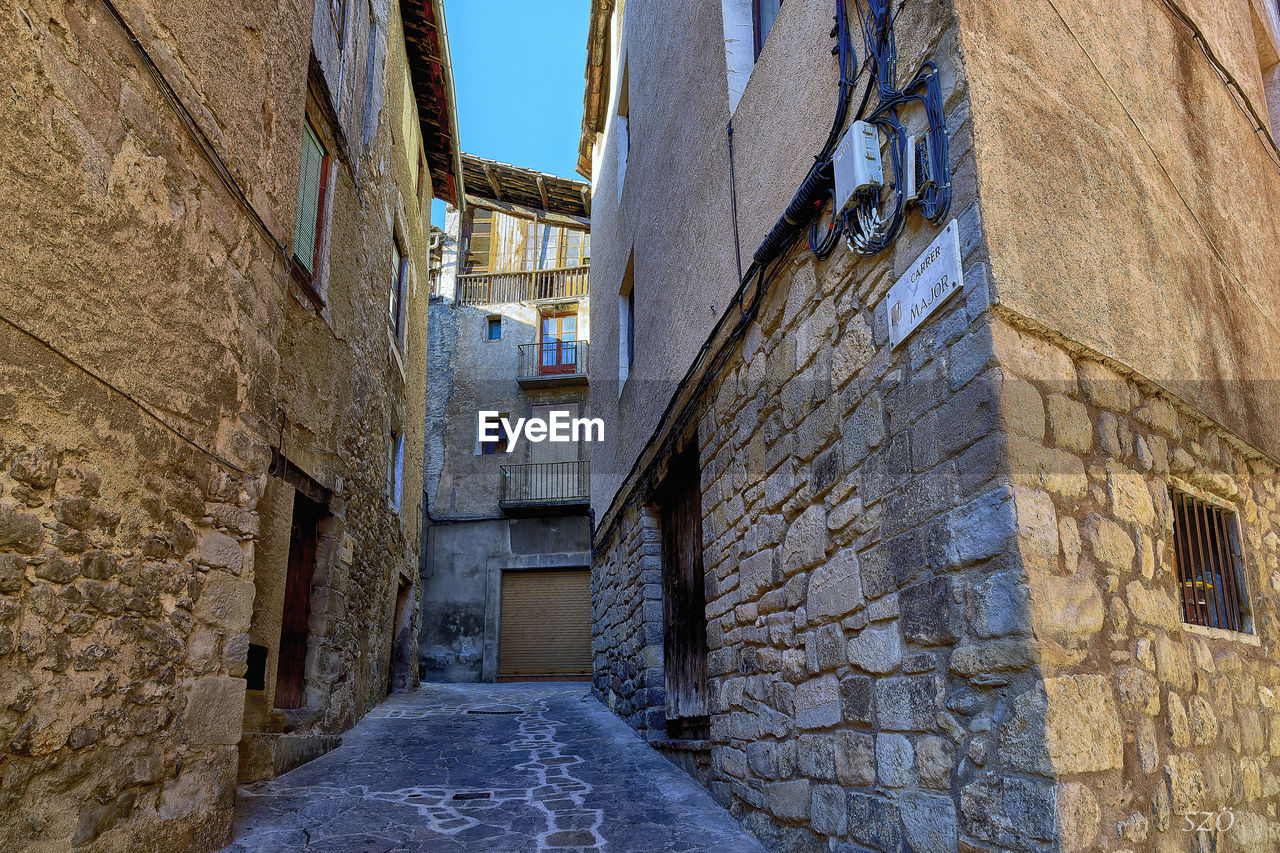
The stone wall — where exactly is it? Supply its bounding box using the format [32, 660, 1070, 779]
[0, 0, 433, 847]
[591, 180, 1015, 849]
[995, 314, 1280, 852]
[593, 504, 667, 737]
[0, 385, 261, 851]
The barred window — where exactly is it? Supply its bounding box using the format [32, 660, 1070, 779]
[1171, 489, 1250, 633]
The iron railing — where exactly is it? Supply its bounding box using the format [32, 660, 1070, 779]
[500, 461, 590, 507]
[517, 341, 588, 380]
[1171, 489, 1249, 632]
[457, 264, 589, 306]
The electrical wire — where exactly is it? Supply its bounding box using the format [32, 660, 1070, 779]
[842, 0, 951, 256]
[96, 0, 293, 267]
[594, 0, 951, 542]
[1156, 0, 1280, 172]
[0, 312, 251, 475]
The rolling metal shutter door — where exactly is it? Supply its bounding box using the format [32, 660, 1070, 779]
[499, 570, 592, 678]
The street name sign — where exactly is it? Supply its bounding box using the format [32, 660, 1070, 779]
[887, 219, 963, 349]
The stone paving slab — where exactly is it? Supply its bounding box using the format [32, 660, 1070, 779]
[224, 683, 767, 853]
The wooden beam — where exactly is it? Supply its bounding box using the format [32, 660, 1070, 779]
[580, 187, 591, 217]
[536, 175, 550, 210]
[482, 163, 503, 200]
[464, 194, 590, 230]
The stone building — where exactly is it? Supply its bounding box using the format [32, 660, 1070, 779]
[0, 0, 458, 848]
[420, 155, 596, 683]
[579, 0, 1280, 851]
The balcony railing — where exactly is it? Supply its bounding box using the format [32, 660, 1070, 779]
[517, 341, 588, 383]
[457, 264, 589, 306]
[499, 461, 590, 508]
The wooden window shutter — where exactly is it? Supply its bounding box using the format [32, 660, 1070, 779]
[294, 123, 325, 274]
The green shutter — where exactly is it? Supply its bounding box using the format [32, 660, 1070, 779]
[294, 123, 325, 273]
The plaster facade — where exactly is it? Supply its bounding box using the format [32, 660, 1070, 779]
[582, 0, 1280, 850]
[0, 0, 451, 847]
[420, 198, 594, 683]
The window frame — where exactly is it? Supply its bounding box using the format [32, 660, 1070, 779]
[387, 429, 404, 511]
[618, 256, 635, 390]
[416, 146, 428, 212]
[388, 237, 408, 350]
[1169, 485, 1252, 635]
[480, 413, 510, 455]
[464, 208, 493, 273]
[485, 315, 502, 341]
[293, 117, 333, 299]
[751, 0, 782, 60]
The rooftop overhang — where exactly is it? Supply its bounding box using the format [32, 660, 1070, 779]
[576, 0, 614, 179]
[401, 0, 465, 208]
[462, 153, 591, 227]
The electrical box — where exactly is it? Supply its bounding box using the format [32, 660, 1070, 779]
[834, 120, 883, 212]
[903, 134, 932, 204]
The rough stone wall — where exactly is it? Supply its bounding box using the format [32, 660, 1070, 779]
[953, 0, 1280, 461]
[994, 315, 1280, 852]
[0, 376, 262, 852]
[0, 0, 431, 846]
[592, 504, 667, 737]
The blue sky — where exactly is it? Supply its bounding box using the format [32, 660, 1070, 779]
[433, 0, 590, 227]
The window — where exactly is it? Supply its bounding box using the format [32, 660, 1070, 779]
[388, 239, 408, 349]
[360, 12, 379, 148]
[564, 229, 590, 267]
[480, 414, 509, 455]
[330, 0, 346, 46]
[523, 221, 565, 270]
[465, 209, 493, 272]
[616, 61, 629, 199]
[486, 315, 502, 340]
[293, 121, 331, 278]
[387, 430, 404, 510]
[752, 0, 782, 59]
[1171, 488, 1250, 633]
[539, 310, 579, 376]
[618, 257, 635, 387]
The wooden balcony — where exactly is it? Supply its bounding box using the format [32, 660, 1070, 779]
[517, 341, 588, 388]
[456, 264, 589, 306]
[499, 461, 590, 512]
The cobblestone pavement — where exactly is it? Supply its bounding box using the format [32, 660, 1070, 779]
[224, 683, 766, 853]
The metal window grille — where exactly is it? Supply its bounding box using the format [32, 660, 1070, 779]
[1170, 489, 1249, 633]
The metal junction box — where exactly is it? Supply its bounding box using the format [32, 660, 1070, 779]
[833, 120, 883, 213]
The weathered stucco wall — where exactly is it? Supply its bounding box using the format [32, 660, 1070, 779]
[0, 0, 433, 846]
[420, 516, 592, 682]
[420, 204, 594, 683]
[954, 0, 1280, 459]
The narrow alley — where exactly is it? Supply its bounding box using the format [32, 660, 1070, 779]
[223, 684, 766, 853]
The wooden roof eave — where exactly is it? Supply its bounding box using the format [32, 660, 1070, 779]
[576, 0, 613, 179]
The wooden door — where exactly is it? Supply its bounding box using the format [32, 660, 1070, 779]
[275, 493, 323, 709]
[657, 449, 708, 729]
